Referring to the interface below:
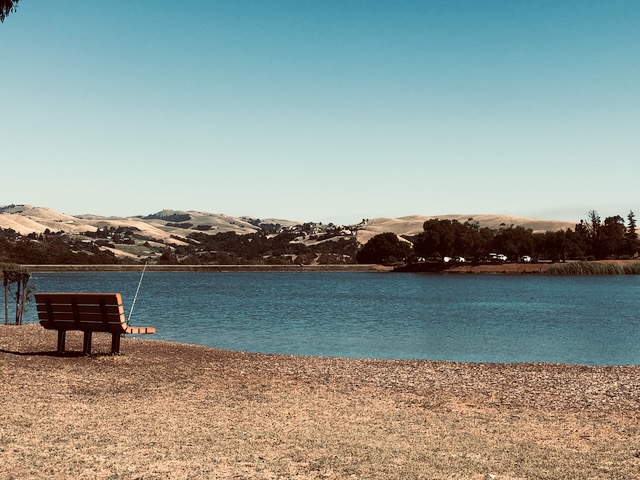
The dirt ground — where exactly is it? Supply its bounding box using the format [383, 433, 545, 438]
[1, 325, 639, 480]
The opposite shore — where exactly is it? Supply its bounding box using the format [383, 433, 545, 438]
[17, 259, 640, 274]
[21, 264, 394, 273]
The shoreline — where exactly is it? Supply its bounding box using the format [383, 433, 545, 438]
[22, 264, 395, 273]
[20, 259, 640, 274]
[2, 324, 639, 479]
[395, 262, 550, 274]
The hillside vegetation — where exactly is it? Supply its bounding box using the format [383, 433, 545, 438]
[2, 204, 634, 269]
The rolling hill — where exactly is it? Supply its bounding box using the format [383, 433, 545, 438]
[0, 205, 576, 245]
[0, 204, 579, 262]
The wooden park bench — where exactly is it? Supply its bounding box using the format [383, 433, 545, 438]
[35, 292, 156, 355]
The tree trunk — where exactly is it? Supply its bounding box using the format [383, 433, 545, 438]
[19, 276, 28, 325]
[3, 276, 8, 325]
[14, 279, 21, 325]
[2, 269, 31, 325]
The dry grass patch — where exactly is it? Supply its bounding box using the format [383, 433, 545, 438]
[1, 325, 639, 479]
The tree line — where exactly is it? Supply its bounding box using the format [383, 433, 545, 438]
[162, 231, 358, 265]
[356, 210, 639, 264]
[0, 229, 121, 265]
[0, 227, 359, 266]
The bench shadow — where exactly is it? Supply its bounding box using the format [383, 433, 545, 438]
[0, 348, 106, 358]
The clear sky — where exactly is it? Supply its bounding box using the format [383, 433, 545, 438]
[2, 1, 638, 224]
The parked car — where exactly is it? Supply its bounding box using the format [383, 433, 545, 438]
[521, 255, 532, 263]
[453, 256, 466, 263]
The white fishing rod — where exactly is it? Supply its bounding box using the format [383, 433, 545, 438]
[127, 260, 148, 324]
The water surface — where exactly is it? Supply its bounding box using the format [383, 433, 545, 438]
[24, 272, 640, 365]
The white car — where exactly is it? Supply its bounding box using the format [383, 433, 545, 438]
[521, 256, 532, 263]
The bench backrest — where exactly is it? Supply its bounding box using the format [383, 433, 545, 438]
[36, 293, 129, 333]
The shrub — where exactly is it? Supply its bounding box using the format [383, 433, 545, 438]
[356, 233, 412, 265]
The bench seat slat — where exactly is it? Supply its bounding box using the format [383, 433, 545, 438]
[39, 320, 127, 333]
[36, 304, 125, 315]
[37, 311, 124, 324]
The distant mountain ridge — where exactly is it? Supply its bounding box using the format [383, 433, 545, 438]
[0, 205, 290, 241]
[0, 204, 576, 245]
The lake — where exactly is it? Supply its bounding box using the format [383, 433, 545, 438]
[22, 271, 640, 365]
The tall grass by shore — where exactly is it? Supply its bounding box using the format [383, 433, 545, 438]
[545, 261, 640, 275]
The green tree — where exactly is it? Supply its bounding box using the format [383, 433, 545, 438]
[533, 231, 564, 262]
[563, 229, 588, 260]
[413, 219, 457, 258]
[468, 226, 494, 258]
[0, 0, 20, 22]
[356, 233, 412, 265]
[576, 210, 604, 259]
[493, 226, 534, 259]
[601, 215, 626, 258]
[414, 219, 493, 260]
[626, 210, 639, 256]
[157, 247, 178, 265]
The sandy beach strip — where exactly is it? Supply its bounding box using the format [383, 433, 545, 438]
[1, 324, 639, 479]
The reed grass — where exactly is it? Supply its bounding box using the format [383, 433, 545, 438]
[545, 261, 640, 275]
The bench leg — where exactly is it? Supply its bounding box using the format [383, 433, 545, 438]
[57, 330, 66, 354]
[111, 333, 121, 354]
[82, 331, 93, 355]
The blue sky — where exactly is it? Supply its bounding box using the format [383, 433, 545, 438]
[2, 1, 638, 224]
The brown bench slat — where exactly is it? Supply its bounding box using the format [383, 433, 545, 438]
[36, 292, 124, 304]
[38, 319, 126, 334]
[37, 311, 124, 324]
[35, 292, 155, 355]
[38, 320, 124, 330]
[36, 304, 125, 315]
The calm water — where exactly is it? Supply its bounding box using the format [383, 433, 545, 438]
[23, 271, 640, 365]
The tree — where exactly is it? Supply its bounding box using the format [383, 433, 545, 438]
[600, 215, 626, 258]
[493, 226, 534, 259]
[534, 230, 566, 262]
[626, 210, 639, 256]
[2, 265, 31, 325]
[414, 219, 495, 260]
[586, 210, 601, 237]
[157, 247, 178, 265]
[563, 228, 588, 260]
[627, 210, 638, 238]
[576, 210, 605, 259]
[0, 0, 20, 22]
[413, 219, 456, 258]
[356, 233, 412, 265]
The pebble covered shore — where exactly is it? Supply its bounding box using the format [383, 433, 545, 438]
[1, 325, 639, 479]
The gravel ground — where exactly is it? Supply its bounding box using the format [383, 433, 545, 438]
[1, 324, 639, 479]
